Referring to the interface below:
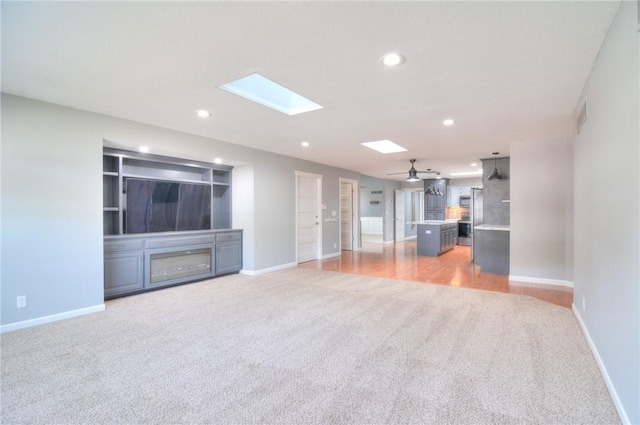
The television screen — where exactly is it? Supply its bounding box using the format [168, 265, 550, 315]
[125, 178, 211, 234]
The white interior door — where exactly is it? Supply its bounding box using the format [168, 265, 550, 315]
[340, 180, 354, 250]
[296, 172, 322, 263]
[395, 190, 405, 242]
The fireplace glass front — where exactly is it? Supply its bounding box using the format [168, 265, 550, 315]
[149, 248, 212, 284]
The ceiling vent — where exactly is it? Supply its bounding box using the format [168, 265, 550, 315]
[576, 101, 588, 134]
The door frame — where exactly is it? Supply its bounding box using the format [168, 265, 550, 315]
[394, 189, 405, 242]
[339, 177, 360, 251]
[295, 171, 323, 263]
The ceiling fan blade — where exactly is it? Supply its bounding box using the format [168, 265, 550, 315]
[386, 171, 411, 175]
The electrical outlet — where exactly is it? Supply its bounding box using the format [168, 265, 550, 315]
[582, 297, 586, 311]
[333, 243, 337, 249]
[16, 295, 27, 309]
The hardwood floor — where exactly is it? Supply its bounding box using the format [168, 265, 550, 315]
[298, 240, 573, 308]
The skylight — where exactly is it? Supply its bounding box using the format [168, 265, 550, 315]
[361, 140, 408, 154]
[219, 73, 323, 116]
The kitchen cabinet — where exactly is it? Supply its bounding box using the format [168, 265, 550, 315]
[473, 225, 509, 274]
[424, 178, 449, 219]
[417, 222, 457, 256]
[447, 185, 473, 207]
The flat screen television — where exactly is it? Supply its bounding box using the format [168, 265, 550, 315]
[125, 178, 211, 234]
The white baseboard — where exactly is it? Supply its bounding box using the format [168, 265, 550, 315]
[509, 275, 574, 288]
[572, 305, 630, 424]
[1, 304, 106, 333]
[322, 252, 341, 260]
[403, 235, 417, 241]
[240, 262, 297, 276]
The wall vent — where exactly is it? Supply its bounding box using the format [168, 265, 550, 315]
[576, 101, 588, 135]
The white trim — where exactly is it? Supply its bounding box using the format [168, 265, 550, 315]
[572, 305, 630, 425]
[322, 251, 341, 260]
[339, 177, 360, 251]
[403, 235, 417, 241]
[295, 171, 323, 263]
[509, 275, 574, 288]
[1, 304, 106, 333]
[240, 262, 297, 276]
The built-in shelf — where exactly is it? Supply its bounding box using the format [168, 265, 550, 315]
[103, 147, 233, 235]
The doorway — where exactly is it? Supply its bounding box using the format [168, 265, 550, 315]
[340, 178, 359, 250]
[296, 171, 322, 263]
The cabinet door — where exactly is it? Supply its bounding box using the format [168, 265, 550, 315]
[216, 241, 242, 274]
[425, 194, 437, 209]
[104, 251, 144, 297]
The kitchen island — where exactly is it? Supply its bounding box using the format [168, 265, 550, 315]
[416, 220, 459, 256]
[473, 224, 510, 274]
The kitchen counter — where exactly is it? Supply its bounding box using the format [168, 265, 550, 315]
[474, 224, 510, 231]
[413, 219, 459, 226]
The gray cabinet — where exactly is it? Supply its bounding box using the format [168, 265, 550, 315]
[417, 222, 457, 256]
[104, 244, 144, 298]
[424, 178, 449, 220]
[104, 230, 242, 299]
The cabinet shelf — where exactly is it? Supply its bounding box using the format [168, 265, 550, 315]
[122, 173, 211, 185]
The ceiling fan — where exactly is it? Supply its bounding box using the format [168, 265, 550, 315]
[387, 159, 440, 182]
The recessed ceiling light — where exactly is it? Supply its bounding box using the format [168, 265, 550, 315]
[471, 162, 478, 167]
[196, 110, 211, 118]
[138, 146, 149, 153]
[443, 119, 456, 126]
[301, 141, 310, 147]
[220, 73, 323, 116]
[361, 140, 407, 154]
[381, 53, 405, 67]
[214, 158, 222, 164]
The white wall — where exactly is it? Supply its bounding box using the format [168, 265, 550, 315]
[573, 2, 639, 423]
[510, 137, 573, 284]
[1, 94, 360, 328]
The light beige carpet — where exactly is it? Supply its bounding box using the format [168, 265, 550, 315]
[1, 268, 619, 424]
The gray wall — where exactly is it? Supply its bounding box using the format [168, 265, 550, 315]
[1, 94, 360, 328]
[359, 175, 384, 217]
[510, 138, 573, 282]
[383, 179, 401, 242]
[481, 156, 510, 225]
[1, 95, 105, 327]
[573, 2, 639, 423]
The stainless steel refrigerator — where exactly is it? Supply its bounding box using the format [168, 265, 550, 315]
[470, 188, 483, 262]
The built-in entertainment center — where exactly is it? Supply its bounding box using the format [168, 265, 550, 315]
[103, 147, 242, 299]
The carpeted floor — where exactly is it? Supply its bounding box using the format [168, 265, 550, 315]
[1, 268, 620, 424]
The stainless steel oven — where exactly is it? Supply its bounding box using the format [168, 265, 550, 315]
[458, 221, 471, 245]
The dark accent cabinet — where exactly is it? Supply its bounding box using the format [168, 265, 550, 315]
[424, 178, 449, 221]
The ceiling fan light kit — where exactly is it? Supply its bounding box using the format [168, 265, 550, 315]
[387, 159, 440, 182]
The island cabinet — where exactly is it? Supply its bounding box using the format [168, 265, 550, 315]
[417, 222, 457, 256]
[104, 230, 242, 299]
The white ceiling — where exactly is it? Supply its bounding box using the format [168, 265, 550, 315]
[1, 1, 620, 181]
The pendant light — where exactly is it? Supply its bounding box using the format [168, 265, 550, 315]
[488, 152, 503, 180]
